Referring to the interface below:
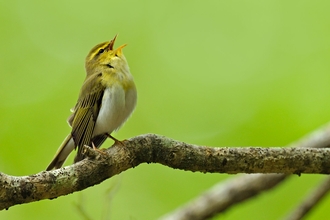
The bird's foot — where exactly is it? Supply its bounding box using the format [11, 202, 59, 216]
[107, 134, 124, 146]
[88, 142, 107, 155]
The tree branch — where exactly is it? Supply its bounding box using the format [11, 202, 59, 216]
[284, 176, 330, 220]
[1, 131, 330, 211]
[159, 174, 286, 220]
[159, 123, 330, 220]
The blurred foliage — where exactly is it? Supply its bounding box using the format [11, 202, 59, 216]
[1, 1, 330, 219]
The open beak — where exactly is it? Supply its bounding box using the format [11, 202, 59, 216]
[108, 34, 117, 50]
[108, 34, 127, 55]
[114, 43, 127, 56]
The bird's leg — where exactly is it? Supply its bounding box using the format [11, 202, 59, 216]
[107, 133, 124, 146]
[91, 142, 107, 155]
[92, 142, 97, 150]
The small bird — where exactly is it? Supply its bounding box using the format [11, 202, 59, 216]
[46, 35, 137, 170]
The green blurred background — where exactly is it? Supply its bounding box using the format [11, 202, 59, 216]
[1, 1, 330, 219]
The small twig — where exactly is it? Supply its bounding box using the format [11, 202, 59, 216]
[74, 193, 93, 220]
[102, 176, 122, 220]
[284, 176, 330, 220]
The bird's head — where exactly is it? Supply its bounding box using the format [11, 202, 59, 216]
[85, 35, 128, 76]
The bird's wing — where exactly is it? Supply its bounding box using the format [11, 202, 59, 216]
[70, 74, 105, 158]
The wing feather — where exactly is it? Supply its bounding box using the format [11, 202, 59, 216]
[70, 74, 105, 159]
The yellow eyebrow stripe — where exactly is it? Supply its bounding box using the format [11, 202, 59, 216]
[86, 41, 109, 61]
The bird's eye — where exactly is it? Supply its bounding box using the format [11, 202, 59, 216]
[98, 48, 105, 54]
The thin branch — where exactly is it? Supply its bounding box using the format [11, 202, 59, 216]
[159, 123, 330, 220]
[159, 174, 286, 220]
[284, 176, 330, 220]
[1, 127, 330, 211]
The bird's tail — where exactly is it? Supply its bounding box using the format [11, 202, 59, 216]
[46, 134, 75, 171]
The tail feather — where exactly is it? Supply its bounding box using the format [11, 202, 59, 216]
[46, 134, 75, 171]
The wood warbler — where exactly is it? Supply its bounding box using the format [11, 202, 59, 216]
[46, 35, 137, 170]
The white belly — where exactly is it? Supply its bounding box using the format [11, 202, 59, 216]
[93, 84, 137, 136]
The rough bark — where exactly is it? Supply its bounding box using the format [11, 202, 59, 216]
[1, 133, 330, 211]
